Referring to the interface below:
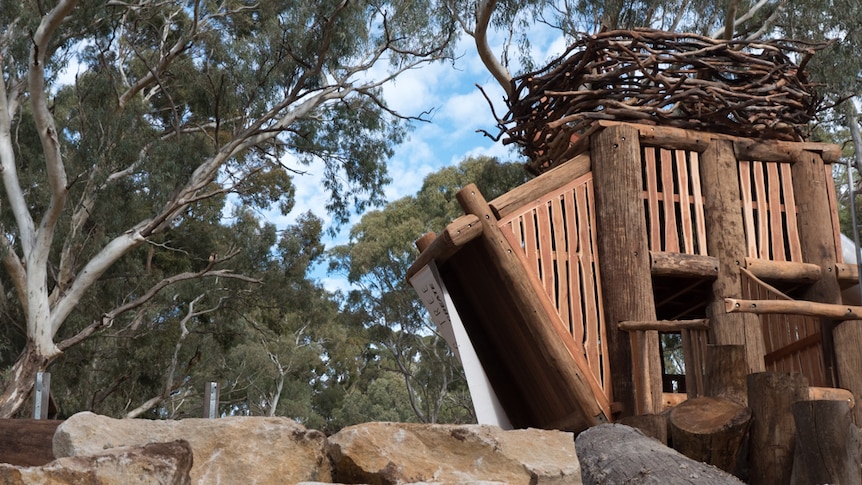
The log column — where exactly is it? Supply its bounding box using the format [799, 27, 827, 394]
[790, 399, 861, 485]
[791, 152, 844, 388]
[702, 140, 765, 379]
[591, 124, 661, 416]
[747, 372, 809, 485]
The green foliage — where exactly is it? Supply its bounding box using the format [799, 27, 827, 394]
[0, 0, 461, 418]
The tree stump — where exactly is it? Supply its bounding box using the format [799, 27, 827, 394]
[790, 400, 862, 485]
[577, 424, 744, 484]
[669, 396, 751, 473]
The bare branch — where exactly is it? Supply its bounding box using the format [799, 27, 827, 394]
[56, 253, 259, 349]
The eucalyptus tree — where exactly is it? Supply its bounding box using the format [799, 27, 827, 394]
[0, 0, 457, 417]
[330, 156, 529, 424]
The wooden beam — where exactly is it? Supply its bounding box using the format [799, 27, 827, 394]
[650, 251, 719, 278]
[725, 298, 862, 320]
[595, 120, 841, 163]
[405, 214, 482, 280]
[618, 319, 709, 332]
[0, 419, 62, 466]
[490, 152, 591, 219]
[743, 258, 822, 284]
[836, 262, 860, 287]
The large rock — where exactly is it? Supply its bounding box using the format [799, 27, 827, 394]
[53, 412, 331, 484]
[327, 422, 581, 484]
[0, 440, 192, 485]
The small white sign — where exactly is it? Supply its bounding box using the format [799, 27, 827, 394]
[410, 262, 511, 429]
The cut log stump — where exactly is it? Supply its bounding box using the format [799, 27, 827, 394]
[577, 424, 744, 484]
[790, 400, 862, 485]
[669, 396, 750, 474]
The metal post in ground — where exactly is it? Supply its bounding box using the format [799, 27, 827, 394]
[203, 381, 219, 418]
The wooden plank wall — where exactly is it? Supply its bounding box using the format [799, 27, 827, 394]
[497, 173, 612, 405]
[737, 160, 803, 262]
[641, 147, 708, 256]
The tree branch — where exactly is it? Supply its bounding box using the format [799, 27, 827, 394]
[56, 255, 259, 350]
[474, 0, 513, 99]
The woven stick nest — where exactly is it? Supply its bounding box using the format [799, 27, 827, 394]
[495, 29, 829, 174]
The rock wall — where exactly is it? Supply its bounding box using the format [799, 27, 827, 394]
[0, 413, 745, 484]
[1, 412, 583, 484]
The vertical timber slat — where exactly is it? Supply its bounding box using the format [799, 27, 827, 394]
[767, 162, 786, 261]
[660, 148, 680, 252]
[592, 124, 661, 416]
[690, 152, 708, 255]
[780, 163, 803, 262]
[645, 147, 662, 251]
[824, 164, 844, 264]
[739, 161, 758, 259]
[677, 149, 695, 254]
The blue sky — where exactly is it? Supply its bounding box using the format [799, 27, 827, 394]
[276, 30, 569, 292]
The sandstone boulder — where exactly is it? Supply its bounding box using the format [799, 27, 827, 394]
[327, 422, 581, 484]
[0, 440, 192, 485]
[54, 411, 331, 484]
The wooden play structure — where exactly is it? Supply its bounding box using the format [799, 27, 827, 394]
[408, 30, 862, 482]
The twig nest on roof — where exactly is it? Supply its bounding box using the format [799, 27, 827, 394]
[497, 28, 829, 174]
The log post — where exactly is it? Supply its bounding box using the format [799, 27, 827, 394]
[702, 139, 765, 378]
[747, 372, 809, 485]
[790, 400, 861, 485]
[834, 321, 862, 424]
[791, 153, 843, 386]
[591, 123, 661, 417]
[705, 345, 748, 405]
